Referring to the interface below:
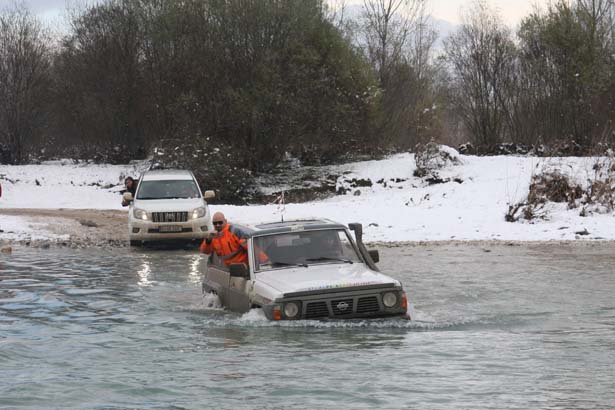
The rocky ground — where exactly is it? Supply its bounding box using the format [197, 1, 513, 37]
[2, 208, 614, 251]
[0, 208, 129, 248]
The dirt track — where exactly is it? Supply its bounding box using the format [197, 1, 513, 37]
[0, 208, 128, 248]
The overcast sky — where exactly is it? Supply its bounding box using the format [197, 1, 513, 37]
[23, 0, 550, 28]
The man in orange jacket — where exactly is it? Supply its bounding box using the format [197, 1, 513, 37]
[200, 212, 251, 266]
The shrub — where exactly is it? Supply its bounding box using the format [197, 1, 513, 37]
[527, 171, 583, 206]
[149, 138, 255, 205]
[414, 141, 460, 178]
[506, 153, 615, 222]
[580, 155, 615, 214]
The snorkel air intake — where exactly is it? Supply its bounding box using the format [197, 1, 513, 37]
[348, 223, 380, 272]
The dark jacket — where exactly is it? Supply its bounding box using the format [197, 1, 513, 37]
[121, 180, 138, 206]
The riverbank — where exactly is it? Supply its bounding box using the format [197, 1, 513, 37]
[0, 208, 127, 248]
[2, 150, 615, 245]
[1, 208, 614, 250]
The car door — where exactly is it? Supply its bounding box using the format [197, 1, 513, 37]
[204, 254, 251, 313]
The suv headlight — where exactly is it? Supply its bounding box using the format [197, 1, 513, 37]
[191, 207, 206, 220]
[283, 302, 300, 319]
[133, 208, 148, 221]
[382, 292, 398, 308]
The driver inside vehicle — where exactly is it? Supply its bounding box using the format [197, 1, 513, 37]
[310, 231, 343, 259]
[178, 181, 198, 198]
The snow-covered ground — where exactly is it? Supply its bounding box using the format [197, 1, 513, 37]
[1, 152, 614, 243]
[0, 159, 143, 209]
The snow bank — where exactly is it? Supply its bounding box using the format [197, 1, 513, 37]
[0, 160, 143, 209]
[2, 152, 615, 242]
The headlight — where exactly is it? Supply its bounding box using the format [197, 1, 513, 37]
[382, 292, 398, 308]
[133, 208, 148, 221]
[283, 302, 300, 319]
[191, 207, 206, 220]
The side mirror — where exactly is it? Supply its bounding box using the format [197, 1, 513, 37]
[229, 263, 249, 278]
[123, 192, 134, 202]
[368, 249, 379, 264]
[204, 190, 215, 200]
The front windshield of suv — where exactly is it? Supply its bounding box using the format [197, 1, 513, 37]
[136, 180, 201, 200]
[253, 229, 362, 272]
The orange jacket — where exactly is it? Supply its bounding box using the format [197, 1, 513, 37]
[200, 224, 249, 266]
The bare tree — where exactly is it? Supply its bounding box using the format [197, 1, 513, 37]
[0, 2, 52, 164]
[361, 0, 442, 148]
[404, 7, 441, 143]
[515, 0, 615, 151]
[54, 0, 145, 162]
[443, 0, 517, 150]
[361, 0, 424, 86]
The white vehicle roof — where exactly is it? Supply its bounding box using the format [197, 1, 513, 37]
[234, 219, 347, 238]
[141, 169, 194, 181]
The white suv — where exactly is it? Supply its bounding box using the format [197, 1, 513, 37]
[126, 169, 215, 246]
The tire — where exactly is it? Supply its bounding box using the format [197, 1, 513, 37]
[129, 240, 142, 247]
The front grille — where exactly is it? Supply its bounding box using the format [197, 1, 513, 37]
[356, 296, 380, 314]
[305, 301, 329, 319]
[152, 212, 188, 223]
[331, 298, 354, 316]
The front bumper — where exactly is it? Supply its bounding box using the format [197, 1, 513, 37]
[129, 217, 212, 242]
[262, 286, 408, 320]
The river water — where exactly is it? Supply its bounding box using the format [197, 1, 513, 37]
[1, 243, 614, 409]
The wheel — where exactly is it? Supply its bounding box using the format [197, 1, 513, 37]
[129, 240, 142, 247]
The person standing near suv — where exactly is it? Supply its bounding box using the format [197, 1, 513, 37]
[121, 176, 138, 207]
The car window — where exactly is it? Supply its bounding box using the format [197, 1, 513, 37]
[254, 229, 361, 271]
[136, 179, 201, 200]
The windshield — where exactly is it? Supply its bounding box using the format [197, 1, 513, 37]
[136, 180, 201, 200]
[253, 229, 362, 271]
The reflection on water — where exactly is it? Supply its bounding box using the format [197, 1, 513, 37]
[188, 254, 201, 282]
[137, 257, 152, 287]
[0, 244, 614, 409]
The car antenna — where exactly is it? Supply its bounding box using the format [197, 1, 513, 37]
[273, 190, 286, 222]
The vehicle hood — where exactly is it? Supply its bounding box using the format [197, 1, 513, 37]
[133, 198, 205, 212]
[255, 263, 401, 295]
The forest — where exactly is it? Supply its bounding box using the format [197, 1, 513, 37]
[1, 0, 614, 201]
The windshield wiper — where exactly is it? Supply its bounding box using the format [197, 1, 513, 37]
[305, 257, 354, 264]
[271, 261, 308, 268]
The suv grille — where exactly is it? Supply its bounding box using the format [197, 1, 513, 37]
[305, 301, 329, 319]
[301, 295, 386, 319]
[152, 212, 188, 223]
[331, 298, 354, 316]
[356, 296, 380, 314]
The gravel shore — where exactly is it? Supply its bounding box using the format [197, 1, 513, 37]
[0, 208, 128, 248]
[2, 208, 614, 250]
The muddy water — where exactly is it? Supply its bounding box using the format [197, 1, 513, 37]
[1, 243, 614, 409]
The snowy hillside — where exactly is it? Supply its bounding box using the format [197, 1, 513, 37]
[1, 151, 615, 242]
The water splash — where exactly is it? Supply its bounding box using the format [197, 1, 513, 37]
[202, 292, 222, 309]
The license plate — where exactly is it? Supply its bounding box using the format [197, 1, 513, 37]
[159, 225, 182, 233]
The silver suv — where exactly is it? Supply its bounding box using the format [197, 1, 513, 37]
[202, 219, 409, 320]
[125, 169, 215, 246]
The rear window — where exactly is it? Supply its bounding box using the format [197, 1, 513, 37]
[136, 179, 200, 200]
